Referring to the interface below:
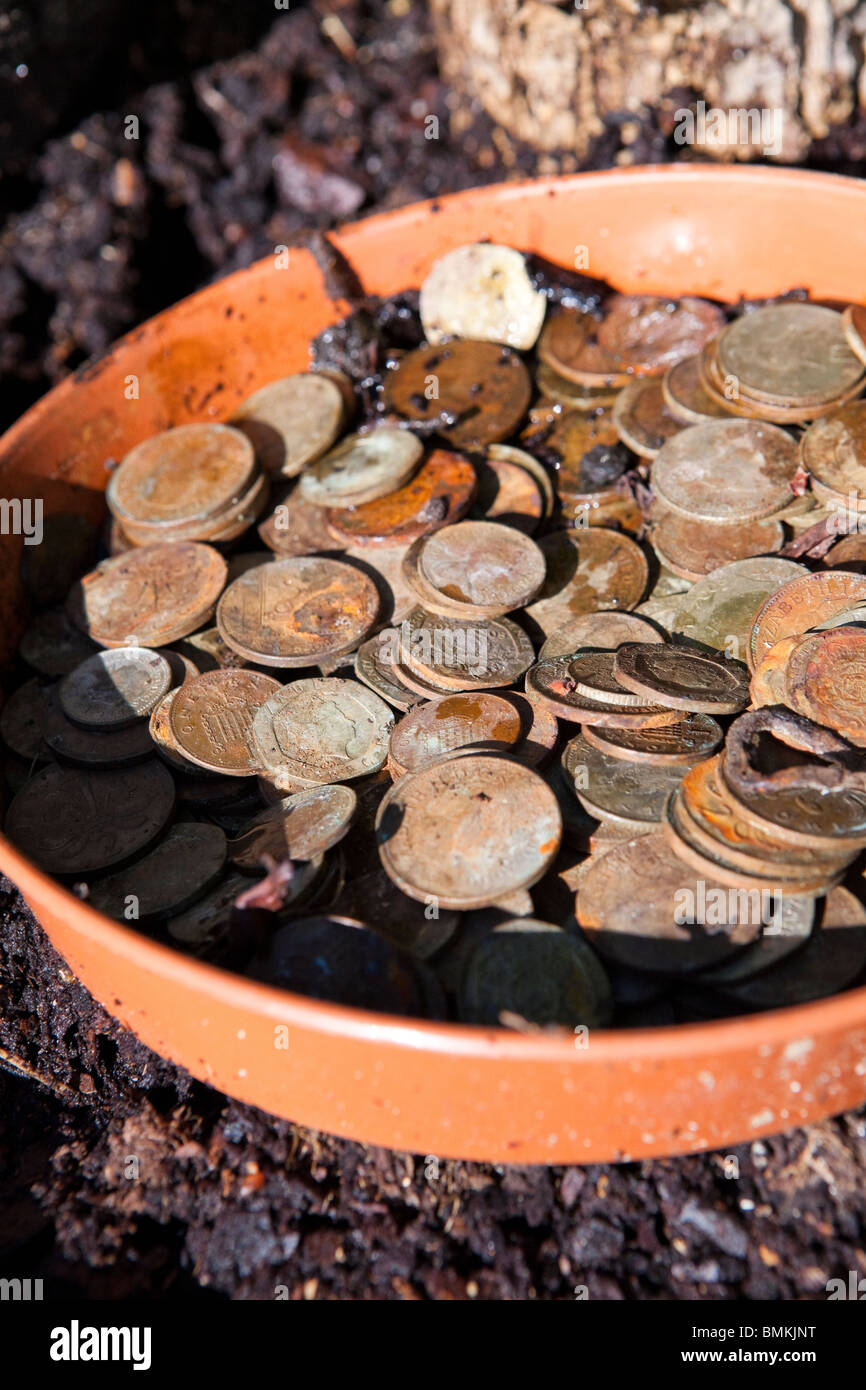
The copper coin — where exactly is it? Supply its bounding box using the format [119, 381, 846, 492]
[698, 334, 864, 424]
[562, 732, 686, 829]
[252, 915, 423, 1016]
[413, 521, 545, 618]
[389, 693, 524, 777]
[399, 607, 535, 690]
[169, 669, 282, 776]
[488, 444, 555, 518]
[458, 919, 612, 1030]
[42, 684, 154, 767]
[597, 294, 725, 375]
[376, 753, 561, 909]
[539, 610, 665, 659]
[662, 355, 730, 424]
[383, 340, 532, 450]
[612, 377, 683, 458]
[232, 372, 348, 477]
[524, 529, 649, 637]
[354, 635, 422, 712]
[71, 543, 228, 648]
[652, 420, 799, 525]
[470, 456, 544, 534]
[534, 361, 619, 410]
[613, 643, 750, 713]
[783, 626, 866, 744]
[748, 636, 802, 709]
[87, 822, 228, 922]
[252, 677, 394, 788]
[719, 755, 866, 853]
[749, 570, 866, 671]
[576, 832, 759, 974]
[216, 556, 379, 667]
[652, 509, 784, 582]
[582, 711, 722, 765]
[800, 400, 866, 503]
[0, 678, 49, 761]
[148, 688, 199, 772]
[337, 868, 459, 960]
[526, 654, 680, 728]
[711, 886, 866, 1009]
[107, 423, 256, 531]
[116, 469, 269, 548]
[229, 785, 357, 869]
[59, 647, 172, 729]
[258, 481, 340, 557]
[541, 409, 620, 499]
[822, 534, 866, 573]
[299, 428, 423, 508]
[19, 608, 97, 677]
[538, 310, 633, 389]
[6, 760, 175, 875]
[325, 448, 476, 548]
[672, 557, 807, 659]
[567, 650, 658, 708]
[717, 303, 865, 405]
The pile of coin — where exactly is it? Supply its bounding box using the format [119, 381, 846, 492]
[6, 239, 866, 1033]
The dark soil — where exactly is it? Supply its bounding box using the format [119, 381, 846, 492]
[2, 0, 866, 1301]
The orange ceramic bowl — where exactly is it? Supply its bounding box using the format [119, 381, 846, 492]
[3, 166, 866, 1164]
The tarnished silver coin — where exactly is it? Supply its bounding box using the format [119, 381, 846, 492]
[252, 677, 394, 789]
[59, 647, 173, 729]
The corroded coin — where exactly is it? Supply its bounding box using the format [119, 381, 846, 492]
[696, 896, 815, 987]
[612, 377, 683, 458]
[526, 654, 680, 728]
[419, 242, 547, 350]
[748, 636, 802, 708]
[540, 409, 620, 498]
[87, 822, 228, 922]
[458, 919, 612, 1029]
[716, 302, 865, 404]
[783, 626, 866, 744]
[567, 650, 657, 708]
[107, 423, 256, 532]
[652, 420, 799, 525]
[299, 428, 423, 508]
[749, 569, 866, 671]
[576, 832, 759, 974]
[534, 360, 619, 410]
[354, 634, 421, 711]
[662, 354, 730, 424]
[384, 340, 532, 450]
[524, 529, 648, 638]
[613, 643, 750, 714]
[59, 647, 172, 729]
[389, 693, 524, 777]
[377, 753, 561, 909]
[471, 455, 544, 534]
[42, 684, 154, 767]
[232, 371, 348, 477]
[19, 608, 97, 676]
[258, 481, 340, 557]
[252, 916, 423, 1016]
[539, 610, 665, 659]
[719, 753, 866, 853]
[800, 401, 866, 506]
[652, 509, 784, 581]
[325, 448, 476, 548]
[169, 669, 282, 775]
[411, 521, 545, 618]
[538, 309, 633, 389]
[488, 443, 555, 518]
[252, 677, 394, 788]
[216, 556, 379, 667]
[822, 534, 866, 573]
[582, 711, 722, 765]
[148, 688, 199, 772]
[562, 731, 686, 829]
[672, 557, 808, 657]
[597, 294, 725, 374]
[400, 607, 535, 690]
[6, 760, 175, 875]
[71, 543, 228, 648]
[228, 785, 357, 869]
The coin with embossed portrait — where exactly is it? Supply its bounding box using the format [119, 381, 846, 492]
[252, 677, 394, 788]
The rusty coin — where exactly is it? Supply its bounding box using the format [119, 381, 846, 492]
[300, 428, 423, 508]
[526, 654, 680, 728]
[539, 610, 664, 659]
[354, 634, 422, 711]
[613, 643, 750, 714]
[169, 669, 282, 776]
[384, 340, 532, 450]
[470, 455, 544, 534]
[388, 693, 524, 777]
[662, 354, 730, 424]
[783, 625, 866, 744]
[229, 784, 357, 869]
[582, 711, 723, 765]
[652, 420, 799, 525]
[399, 607, 535, 690]
[252, 677, 394, 788]
[652, 508, 784, 582]
[258, 481, 340, 557]
[597, 294, 725, 375]
[562, 731, 686, 829]
[71, 542, 228, 648]
[411, 521, 545, 618]
[749, 569, 866, 672]
[524, 529, 649, 637]
[672, 557, 807, 658]
[717, 302, 865, 405]
[325, 447, 476, 548]
[612, 377, 683, 458]
[107, 423, 256, 533]
[538, 309, 633, 389]
[800, 400, 866, 505]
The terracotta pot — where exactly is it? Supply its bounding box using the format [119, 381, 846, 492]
[3, 166, 866, 1164]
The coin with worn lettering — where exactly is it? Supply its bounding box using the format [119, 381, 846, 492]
[300, 428, 423, 508]
[59, 647, 172, 729]
[400, 607, 535, 690]
[107, 423, 257, 533]
[228, 784, 357, 870]
[539, 610, 664, 659]
[562, 731, 686, 829]
[613, 643, 750, 713]
[612, 377, 683, 458]
[717, 302, 865, 404]
[325, 448, 475, 548]
[384, 340, 532, 450]
[217, 556, 379, 666]
[652, 509, 784, 581]
[662, 355, 730, 424]
[749, 570, 866, 671]
[526, 654, 680, 728]
[597, 294, 725, 374]
[672, 557, 807, 657]
[582, 711, 722, 765]
[420, 242, 547, 350]
[6, 760, 175, 874]
[232, 371, 348, 477]
[71, 542, 228, 648]
[410, 521, 545, 618]
[783, 626, 866, 744]
[170, 669, 282, 775]
[524, 529, 649, 637]
[87, 822, 228, 922]
[377, 753, 561, 908]
[576, 832, 759, 974]
[652, 420, 799, 525]
[458, 919, 612, 1029]
[252, 677, 394, 788]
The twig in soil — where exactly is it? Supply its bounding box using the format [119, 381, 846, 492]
[0, 1044, 85, 1103]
